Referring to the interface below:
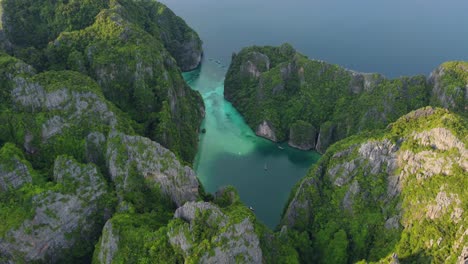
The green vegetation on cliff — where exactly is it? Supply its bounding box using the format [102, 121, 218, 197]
[0, 1, 207, 262]
[0, 0, 204, 163]
[1, 1, 467, 263]
[225, 44, 466, 153]
[281, 107, 467, 263]
[429, 61, 468, 115]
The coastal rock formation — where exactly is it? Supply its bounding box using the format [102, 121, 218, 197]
[256, 120, 277, 142]
[0, 0, 204, 163]
[288, 120, 317, 150]
[429, 62, 468, 113]
[225, 44, 467, 153]
[0, 1, 207, 261]
[282, 107, 468, 263]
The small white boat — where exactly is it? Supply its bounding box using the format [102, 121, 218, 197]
[278, 146, 285, 150]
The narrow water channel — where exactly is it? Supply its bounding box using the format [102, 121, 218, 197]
[184, 61, 320, 228]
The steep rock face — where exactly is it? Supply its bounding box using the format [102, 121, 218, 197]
[225, 44, 466, 153]
[92, 189, 267, 264]
[0, 143, 33, 191]
[282, 107, 467, 263]
[95, 221, 119, 264]
[46, 2, 203, 163]
[0, 0, 205, 163]
[11, 73, 119, 131]
[152, 3, 203, 71]
[168, 201, 263, 264]
[288, 120, 317, 150]
[256, 120, 277, 142]
[429, 62, 468, 114]
[4, 69, 134, 168]
[106, 132, 199, 207]
[315, 121, 336, 153]
[0, 156, 112, 263]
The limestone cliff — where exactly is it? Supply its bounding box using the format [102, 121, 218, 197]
[93, 189, 266, 264]
[225, 44, 467, 153]
[169, 202, 263, 264]
[106, 132, 199, 207]
[0, 0, 204, 163]
[429, 61, 468, 114]
[281, 107, 467, 263]
[0, 44, 204, 263]
[0, 155, 113, 263]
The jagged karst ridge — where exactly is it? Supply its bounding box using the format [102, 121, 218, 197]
[0, 0, 205, 163]
[225, 44, 467, 153]
[281, 107, 467, 263]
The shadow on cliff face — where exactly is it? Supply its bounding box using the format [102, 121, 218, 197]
[253, 141, 320, 167]
[399, 250, 433, 264]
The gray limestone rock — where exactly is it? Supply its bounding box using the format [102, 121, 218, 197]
[95, 221, 119, 264]
[256, 120, 277, 142]
[0, 145, 33, 192]
[239, 52, 270, 79]
[0, 157, 110, 263]
[429, 64, 468, 112]
[169, 202, 263, 264]
[106, 132, 199, 207]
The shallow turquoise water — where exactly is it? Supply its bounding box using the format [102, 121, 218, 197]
[183, 62, 320, 229]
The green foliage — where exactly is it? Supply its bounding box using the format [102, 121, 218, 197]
[0, 0, 204, 164]
[0, 1, 205, 263]
[282, 107, 467, 263]
[256, 225, 302, 264]
[0, 183, 47, 237]
[42, 2, 204, 163]
[225, 45, 433, 152]
[92, 212, 180, 264]
[213, 185, 240, 207]
[121, 161, 175, 214]
[431, 61, 468, 115]
[1, 0, 109, 47]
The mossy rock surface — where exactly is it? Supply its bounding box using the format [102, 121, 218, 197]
[225, 44, 466, 153]
[282, 107, 468, 263]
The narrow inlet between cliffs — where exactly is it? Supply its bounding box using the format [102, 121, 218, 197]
[184, 60, 320, 228]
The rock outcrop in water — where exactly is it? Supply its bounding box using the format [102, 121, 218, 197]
[281, 107, 468, 263]
[225, 44, 467, 153]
